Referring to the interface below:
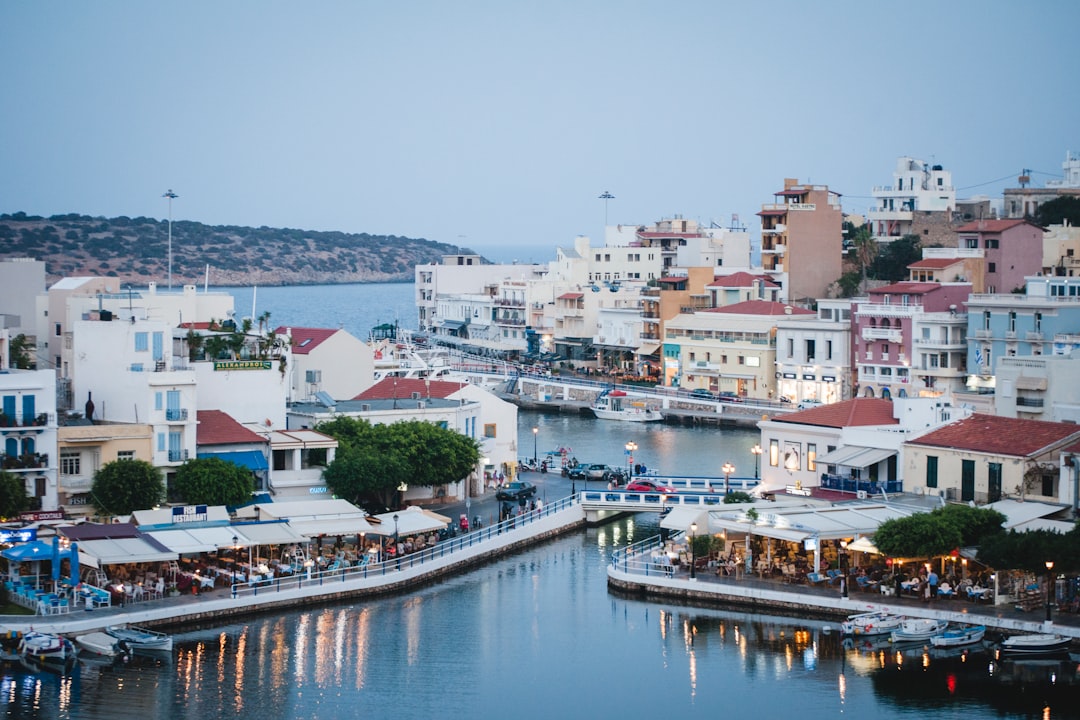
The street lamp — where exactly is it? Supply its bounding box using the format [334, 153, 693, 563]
[751, 444, 763, 479]
[625, 441, 637, 481]
[839, 540, 849, 598]
[1045, 560, 1055, 622]
[532, 426, 538, 465]
[394, 514, 400, 569]
[721, 462, 735, 495]
[689, 522, 697, 580]
[162, 189, 178, 290]
[599, 190, 615, 226]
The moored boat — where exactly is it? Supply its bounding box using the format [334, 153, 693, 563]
[591, 390, 662, 422]
[76, 631, 124, 658]
[997, 634, 1072, 657]
[930, 624, 986, 648]
[18, 631, 77, 671]
[890, 618, 949, 642]
[840, 611, 904, 636]
[106, 625, 173, 653]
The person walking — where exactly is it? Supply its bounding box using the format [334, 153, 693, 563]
[927, 568, 939, 600]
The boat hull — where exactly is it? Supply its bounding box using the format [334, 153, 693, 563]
[998, 634, 1072, 657]
[591, 408, 663, 422]
[930, 625, 986, 648]
[76, 632, 123, 658]
[106, 626, 174, 653]
[18, 632, 77, 672]
[890, 619, 948, 642]
[840, 612, 903, 636]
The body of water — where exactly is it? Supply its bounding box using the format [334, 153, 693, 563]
[4, 283, 1073, 719]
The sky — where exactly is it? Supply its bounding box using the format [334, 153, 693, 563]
[2, 1, 1078, 261]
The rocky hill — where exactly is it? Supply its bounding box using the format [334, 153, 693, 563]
[0, 212, 477, 286]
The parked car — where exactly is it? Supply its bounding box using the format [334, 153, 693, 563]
[585, 463, 610, 480]
[718, 391, 742, 403]
[602, 467, 627, 485]
[626, 479, 677, 494]
[566, 465, 588, 480]
[689, 388, 715, 400]
[797, 400, 823, 410]
[495, 481, 538, 502]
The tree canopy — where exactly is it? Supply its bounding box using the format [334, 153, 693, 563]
[172, 456, 255, 507]
[91, 459, 164, 516]
[869, 234, 923, 283]
[0, 469, 31, 519]
[874, 512, 963, 559]
[977, 526, 1080, 574]
[1033, 195, 1080, 227]
[318, 416, 481, 511]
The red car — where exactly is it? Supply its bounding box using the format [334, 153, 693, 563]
[625, 479, 677, 494]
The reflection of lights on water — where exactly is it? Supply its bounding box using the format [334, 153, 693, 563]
[946, 673, 957, 694]
[58, 674, 73, 712]
[803, 643, 817, 671]
[838, 672, 846, 703]
[922, 651, 930, 669]
[784, 645, 793, 671]
[1044, 705, 1051, 720]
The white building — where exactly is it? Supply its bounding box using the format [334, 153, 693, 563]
[275, 326, 375, 402]
[868, 157, 955, 243]
[415, 255, 545, 333]
[0, 368, 59, 511]
[775, 299, 853, 404]
[994, 351, 1080, 423]
[0, 258, 46, 338]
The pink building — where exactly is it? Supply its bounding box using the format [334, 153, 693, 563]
[853, 281, 972, 399]
[954, 219, 1043, 294]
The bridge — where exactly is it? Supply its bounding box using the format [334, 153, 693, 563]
[574, 476, 761, 524]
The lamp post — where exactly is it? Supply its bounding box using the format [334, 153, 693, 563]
[599, 190, 615, 226]
[232, 535, 241, 582]
[162, 189, 178, 290]
[532, 426, 538, 465]
[394, 514, 400, 569]
[689, 522, 697, 580]
[751, 444, 762, 479]
[839, 540, 849, 598]
[625, 441, 637, 481]
[1045, 560, 1055, 622]
[721, 462, 735, 495]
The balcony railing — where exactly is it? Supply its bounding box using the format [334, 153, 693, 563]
[167, 449, 189, 462]
[861, 327, 903, 342]
[1, 453, 49, 470]
[0, 413, 50, 429]
[819, 473, 902, 495]
[165, 408, 189, 421]
[1015, 396, 1045, 408]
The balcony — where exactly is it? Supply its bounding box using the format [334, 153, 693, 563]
[973, 329, 992, 339]
[0, 413, 50, 429]
[493, 298, 525, 307]
[861, 327, 903, 342]
[819, 474, 903, 495]
[1015, 396, 1045, 409]
[165, 408, 189, 422]
[167, 449, 189, 462]
[913, 337, 966, 350]
[1026, 331, 1044, 342]
[1, 453, 49, 470]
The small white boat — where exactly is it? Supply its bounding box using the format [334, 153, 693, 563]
[18, 631, 77, 671]
[998, 634, 1072, 657]
[76, 631, 124, 658]
[591, 390, 662, 422]
[840, 611, 904, 637]
[890, 618, 949, 642]
[106, 625, 173, 653]
[931, 625, 986, 648]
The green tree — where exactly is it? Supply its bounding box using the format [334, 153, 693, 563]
[172, 456, 255, 507]
[836, 271, 862, 298]
[873, 512, 962, 559]
[0, 469, 31, 519]
[933, 503, 1006, 546]
[869, 234, 922, 283]
[91, 459, 164, 516]
[851, 224, 878, 293]
[977, 526, 1080, 574]
[1033, 196, 1080, 227]
[8, 334, 35, 370]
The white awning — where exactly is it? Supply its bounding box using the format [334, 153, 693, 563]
[659, 506, 710, 532]
[287, 516, 378, 538]
[1015, 376, 1047, 391]
[373, 506, 451, 535]
[816, 445, 895, 468]
[233, 522, 308, 546]
[635, 343, 660, 356]
[710, 518, 811, 543]
[144, 528, 222, 555]
[76, 538, 177, 567]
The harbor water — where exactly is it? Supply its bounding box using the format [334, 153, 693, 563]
[3, 283, 1073, 719]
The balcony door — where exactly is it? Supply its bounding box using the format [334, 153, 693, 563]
[961, 460, 975, 502]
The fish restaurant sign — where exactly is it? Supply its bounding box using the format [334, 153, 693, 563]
[172, 505, 209, 523]
[213, 360, 272, 371]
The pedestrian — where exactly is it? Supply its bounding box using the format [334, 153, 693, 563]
[928, 568, 939, 599]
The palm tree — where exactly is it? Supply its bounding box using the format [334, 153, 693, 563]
[852, 225, 878, 293]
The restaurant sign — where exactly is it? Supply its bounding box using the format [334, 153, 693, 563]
[20, 510, 65, 522]
[0, 528, 36, 543]
[213, 360, 272, 371]
[172, 504, 209, 523]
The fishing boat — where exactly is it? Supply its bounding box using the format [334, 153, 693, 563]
[890, 618, 949, 643]
[840, 611, 904, 637]
[18, 631, 78, 671]
[106, 625, 173, 653]
[591, 390, 662, 422]
[930, 625, 986, 648]
[75, 631, 125, 658]
[997, 634, 1072, 657]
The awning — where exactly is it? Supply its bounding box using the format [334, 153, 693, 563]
[846, 537, 880, 554]
[711, 518, 811, 544]
[439, 320, 466, 330]
[374, 506, 451, 535]
[232, 521, 308, 546]
[288, 516, 378, 538]
[816, 445, 895, 468]
[145, 526, 246, 555]
[196, 450, 268, 471]
[635, 343, 660, 356]
[76, 538, 177, 568]
[659, 506, 709, 532]
[1015, 376, 1048, 391]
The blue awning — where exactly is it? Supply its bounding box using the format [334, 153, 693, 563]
[197, 450, 269, 471]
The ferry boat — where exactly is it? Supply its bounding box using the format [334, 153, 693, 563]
[591, 390, 662, 422]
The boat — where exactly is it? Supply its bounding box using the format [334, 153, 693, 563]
[76, 631, 125, 658]
[840, 611, 904, 636]
[18, 631, 78, 671]
[890, 618, 949, 642]
[591, 390, 662, 422]
[997, 634, 1072, 657]
[930, 624, 986, 648]
[106, 625, 173, 653]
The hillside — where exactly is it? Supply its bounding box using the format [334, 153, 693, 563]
[0, 212, 477, 286]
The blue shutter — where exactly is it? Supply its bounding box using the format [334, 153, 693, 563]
[155, 392, 163, 411]
[2, 396, 15, 419]
[134, 332, 148, 352]
[152, 332, 164, 361]
[22, 395, 35, 423]
[157, 433, 166, 452]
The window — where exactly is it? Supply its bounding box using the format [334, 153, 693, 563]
[1035, 312, 1042, 332]
[805, 339, 815, 361]
[483, 423, 496, 438]
[982, 311, 991, 330]
[157, 433, 165, 452]
[134, 332, 148, 352]
[807, 443, 816, 472]
[926, 456, 938, 488]
[769, 439, 779, 467]
[826, 340, 833, 360]
[988, 262, 996, 273]
[787, 338, 794, 358]
[1008, 311, 1016, 332]
[155, 392, 163, 411]
[55, 323, 61, 337]
[117, 450, 135, 460]
[60, 451, 81, 475]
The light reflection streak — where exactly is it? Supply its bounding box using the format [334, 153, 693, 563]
[233, 627, 247, 714]
[403, 595, 424, 665]
[57, 673, 72, 713]
[293, 614, 311, 687]
[353, 607, 373, 690]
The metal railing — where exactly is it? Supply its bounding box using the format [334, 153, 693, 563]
[229, 496, 578, 599]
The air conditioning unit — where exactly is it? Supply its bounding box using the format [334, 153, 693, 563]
[856, 490, 867, 499]
[411, 391, 421, 400]
[945, 487, 958, 501]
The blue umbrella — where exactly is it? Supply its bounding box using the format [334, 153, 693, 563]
[69, 542, 80, 586]
[0, 540, 52, 561]
[52, 535, 62, 583]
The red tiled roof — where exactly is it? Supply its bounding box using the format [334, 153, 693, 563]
[908, 258, 961, 269]
[353, 377, 471, 401]
[557, 292, 584, 300]
[757, 209, 787, 217]
[178, 322, 214, 330]
[707, 271, 779, 288]
[774, 398, 898, 429]
[274, 326, 337, 355]
[657, 277, 687, 284]
[868, 281, 939, 295]
[908, 413, 1080, 457]
[954, 219, 1030, 233]
[775, 188, 806, 197]
[197, 410, 267, 445]
[705, 300, 814, 316]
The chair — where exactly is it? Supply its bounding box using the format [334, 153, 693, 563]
[806, 572, 827, 585]
[856, 576, 876, 592]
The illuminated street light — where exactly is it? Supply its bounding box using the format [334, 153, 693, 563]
[625, 441, 637, 481]
[721, 462, 735, 495]
[532, 426, 538, 464]
[750, 444, 763, 479]
[689, 522, 698, 580]
[1046, 560, 1055, 623]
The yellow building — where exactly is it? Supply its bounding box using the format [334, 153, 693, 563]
[58, 419, 154, 517]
